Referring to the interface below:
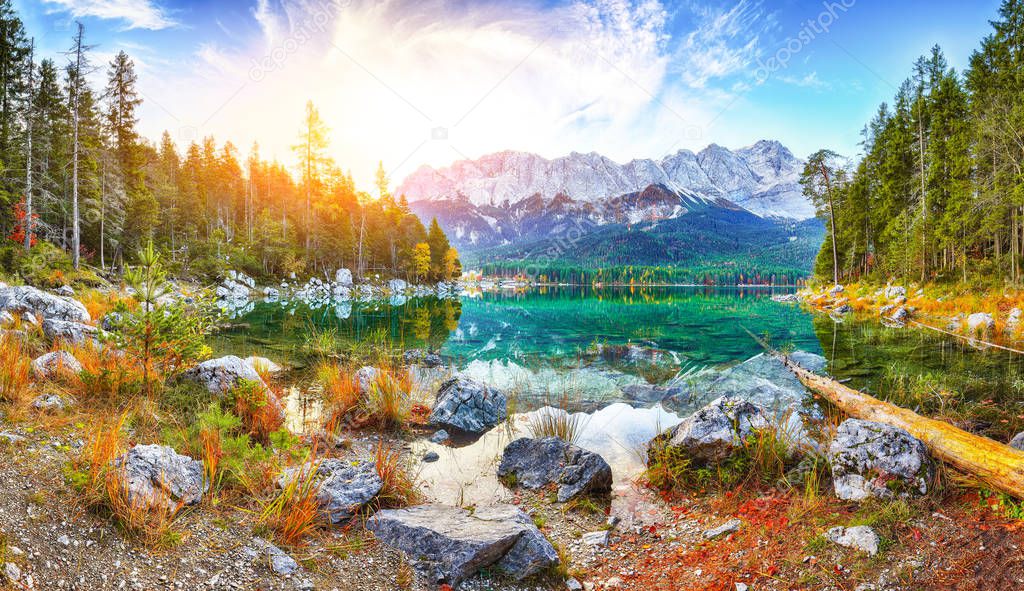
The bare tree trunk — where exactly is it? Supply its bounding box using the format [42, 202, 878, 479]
[70, 23, 84, 270]
[22, 39, 32, 252]
[783, 355, 1024, 500]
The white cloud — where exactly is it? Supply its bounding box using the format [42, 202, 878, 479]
[676, 0, 776, 89]
[777, 71, 830, 89]
[133, 0, 778, 189]
[43, 0, 176, 30]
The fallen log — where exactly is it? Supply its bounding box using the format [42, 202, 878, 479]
[780, 354, 1024, 499]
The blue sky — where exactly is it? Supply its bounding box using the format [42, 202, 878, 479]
[12, 0, 1005, 188]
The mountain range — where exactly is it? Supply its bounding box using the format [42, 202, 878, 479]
[397, 141, 823, 276]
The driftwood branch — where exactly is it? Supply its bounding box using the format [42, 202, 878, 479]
[780, 354, 1024, 499]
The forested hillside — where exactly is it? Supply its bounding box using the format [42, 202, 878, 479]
[0, 1, 458, 285]
[804, 0, 1024, 287]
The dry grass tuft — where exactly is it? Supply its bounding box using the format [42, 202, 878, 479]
[259, 455, 322, 547]
[0, 333, 32, 407]
[370, 442, 420, 510]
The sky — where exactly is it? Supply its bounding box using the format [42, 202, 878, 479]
[13, 0, 1006, 191]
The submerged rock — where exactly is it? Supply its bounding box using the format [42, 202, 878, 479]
[31, 351, 83, 379]
[497, 437, 612, 502]
[0, 285, 90, 323]
[112, 444, 206, 510]
[828, 419, 933, 501]
[674, 352, 824, 416]
[651, 396, 768, 463]
[404, 349, 444, 368]
[277, 459, 382, 523]
[429, 376, 508, 434]
[366, 504, 559, 586]
[826, 525, 880, 556]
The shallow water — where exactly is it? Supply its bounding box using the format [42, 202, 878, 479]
[216, 286, 1024, 504]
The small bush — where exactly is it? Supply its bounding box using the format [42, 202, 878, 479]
[645, 426, 799, 492]
[231, 380, 285, 443]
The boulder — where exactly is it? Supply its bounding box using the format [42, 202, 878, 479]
[429, 429, 450, 444]
[31, 351, 83, 379]
[890, 307, 909, 323]
[0, 285, 90, 322]
[651, 396, 768, 463]
[966, 312, 995, 332]
[429, 376, 508, 434]
[387, 279, 408, 293]
[828, 419, 933, 501]
[41, 318, 97, 344]
[404, 349, 444, 368]
[1009, 308, 1023, 327]
[335, 268, 353, 287]
[182, 355, 266, 394]
[771, 293, 800, 303]
[828, 284, 844, 295]
[497, 437, 612, 502]
[0, 310, 12, 328]
[884, 286, 906, 299]
[354, 366, 380, 394]
[112, 444, 206, 510]
[55, 285, 75, 297]
[277, 458, 382, 523]
[249, 538, 299, 575]
[1008, 431, 1024, 451]
[366, 504, 559, 586]
[244, 356, 282, 374]
[826, 525, 880, 556]
[32, 393, 71, 411]
[181, 355, 285, 420]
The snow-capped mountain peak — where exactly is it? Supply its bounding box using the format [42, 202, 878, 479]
[396, 141, 813, 220]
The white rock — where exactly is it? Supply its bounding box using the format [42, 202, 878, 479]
[966, 312, 995, 332]
[826, 525, 880, 556]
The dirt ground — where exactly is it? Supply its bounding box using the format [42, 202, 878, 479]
[1, 420, 1022, 591]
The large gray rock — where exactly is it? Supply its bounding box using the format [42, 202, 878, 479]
[182, 355, 285, 421]
[334, 268, 353, 287]
[183, 355, 264, 393]
[112, 444, 206, 510]
[0, 285, 90, 323]
[828, 419, 933, 500]
[497, 437, 612, 502]
[966, 312, 995, 332]
[277, 459, 382, 523]
[1009, 431, 1024, 451]
[41, 318, 98, 344]
[429, 376, 508, 434]
[31, 351, 83, 379]
[366, 504, 559, 587]
[651, 396, 768, 463]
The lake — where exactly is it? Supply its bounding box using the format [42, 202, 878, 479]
[214, 286, 1024, 505]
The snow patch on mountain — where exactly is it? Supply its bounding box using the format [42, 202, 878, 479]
[398, 140, 814, 220]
